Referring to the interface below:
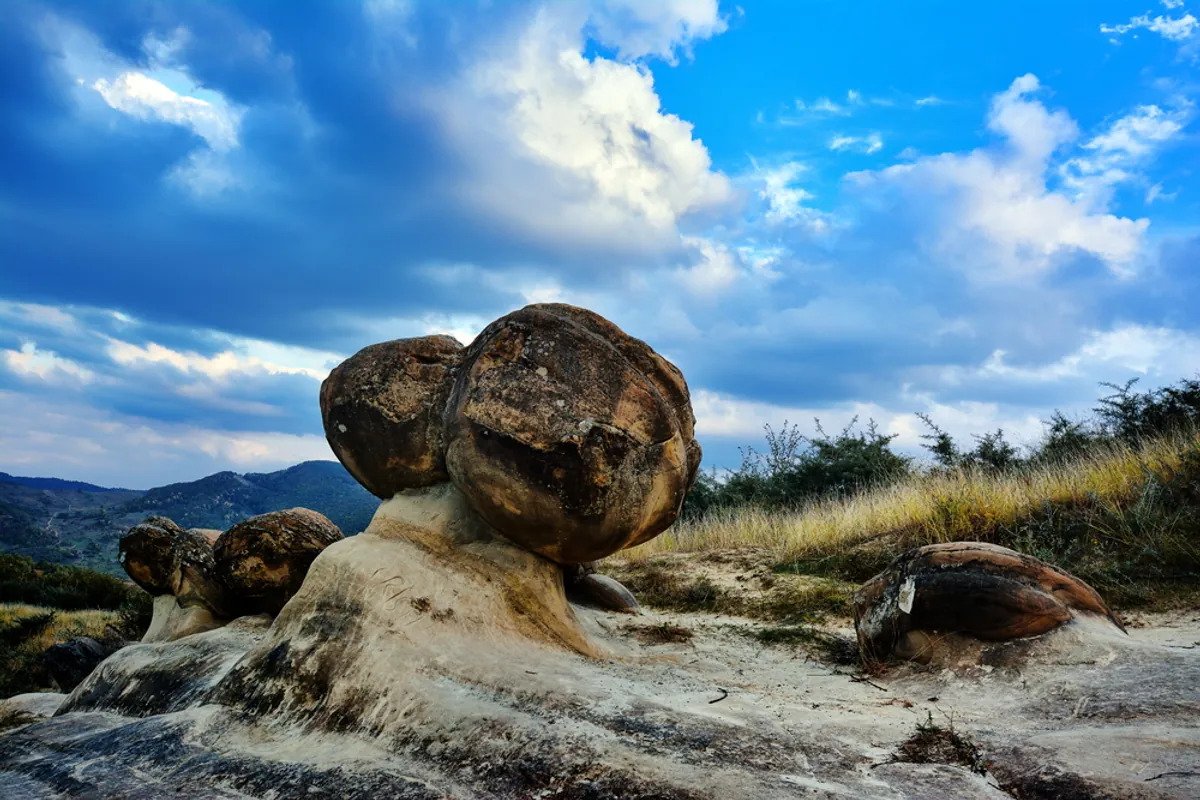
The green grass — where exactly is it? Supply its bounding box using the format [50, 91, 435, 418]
[616, 432, 1200, 609]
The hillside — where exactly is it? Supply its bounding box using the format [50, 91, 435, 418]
[0, 461, 377, 575]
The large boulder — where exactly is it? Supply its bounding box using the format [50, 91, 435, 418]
[443, 304, 700, 564]
[320, 335, 464, 499]
[214, 508, 344, 616]
[854, 541, 1125, 664]
[118, 516, 229, 618]
[43, 636, 123, 692]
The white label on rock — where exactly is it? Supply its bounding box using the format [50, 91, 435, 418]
[898, 577, 916, 615]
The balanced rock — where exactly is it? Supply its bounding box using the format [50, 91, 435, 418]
[854, 541, 1124, 664]
[214, 508, 344, 616]
[443, 303, 700, 564]
[320, 335, 463, 499]
[119, 516, 229, 618]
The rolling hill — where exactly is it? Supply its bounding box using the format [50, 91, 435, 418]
[0, 461, 377, 576]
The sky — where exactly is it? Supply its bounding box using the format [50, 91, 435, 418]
[1, 0, 1198, 488]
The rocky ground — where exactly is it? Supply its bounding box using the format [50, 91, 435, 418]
[1, 558, 1196, 799]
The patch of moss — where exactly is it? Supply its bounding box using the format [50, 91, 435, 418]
[893, 712, 985, 775]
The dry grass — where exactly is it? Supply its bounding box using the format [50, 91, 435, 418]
[0, 603, 118, 653]
[613, 432, 1200, 606]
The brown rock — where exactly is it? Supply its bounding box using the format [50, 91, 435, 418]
[854, 542, 1124, 663]
[443, 304, 699, 564]
[320, 335, 464, 499]
[214, 508, 344, 615]
[118, 517, 229, 616]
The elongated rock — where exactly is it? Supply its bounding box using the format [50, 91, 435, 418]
[443, 304, 699, 564]
[320, 335, 464, 499]
[214, 508, 344, 616]
[854, 541, 1124, 663]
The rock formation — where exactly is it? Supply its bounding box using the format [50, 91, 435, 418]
[854, 541, 1126, 665]
[214, 508, 344, 616]
[318, 303, 700, 567]
[119, 516, 231, 641]
[119, 509, 344, 642]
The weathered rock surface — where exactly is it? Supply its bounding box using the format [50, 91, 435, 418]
[42, 637, 123, 692]
[320, 335, 463, 498]
[855, 541, 1125, 664]
[214, 508, 344, 616]
[119, 516, 230, 622]
[444, 303, 699, 564]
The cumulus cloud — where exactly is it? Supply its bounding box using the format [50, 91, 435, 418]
[586, 0, 727, 62]
[1060, 104, 1190, 206]
[438, 5, 732, 251]
[847, 74, 1150, 278]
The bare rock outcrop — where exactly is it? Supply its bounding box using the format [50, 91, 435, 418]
[214, 508, 345, 616]
[855, 541, 1125, 665]
[320, 335, 463, 498]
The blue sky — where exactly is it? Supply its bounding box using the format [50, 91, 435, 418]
[1, 0, 1198, 488]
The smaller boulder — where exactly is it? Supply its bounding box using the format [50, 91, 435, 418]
[118, 516, 229, 617]
[563, 563, 641, 613]
[44, 636, 123, 692]
[854, 542, 1124, 664]
[320, 335, 464, 498]
[214, 508, 344, 616]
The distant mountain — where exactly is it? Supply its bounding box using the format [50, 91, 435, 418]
[0, 461, 378, 576]
[0, 472, 127, 493]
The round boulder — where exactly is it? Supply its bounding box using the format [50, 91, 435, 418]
[214, 508, 344, 615]
[320, 335, 464, 499]
[119, 516, 229, 615]
[443, 304, 699, 564]
[854, 541, 1124, 664]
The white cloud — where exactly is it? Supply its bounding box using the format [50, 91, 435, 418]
[436, 6, 731, 251]
[0, 301, 79, 333]
[1101, 11, 1199, 42]
[752, 160, 834, 232]
[692, 388, 1046, 454]
[847, 74, 1149, 278]
[1060, 104, 1189, 206]
[915, 95, 945, 107]
[2, 342, 95, 384]
[675, 237, 742, 294]
[44, 16, 245, 197]
[970, 325, 1200, 382]
[105, 337, 339, 381]
[92, 71, 240, 150]
[829, 132, 884, 154]
[586, 0, 726, 62]
[0, 389, 331, 486]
